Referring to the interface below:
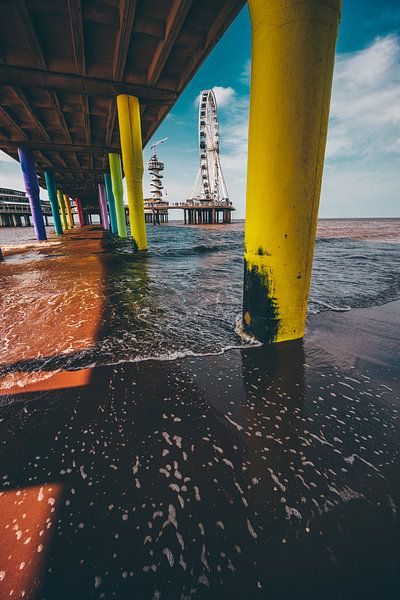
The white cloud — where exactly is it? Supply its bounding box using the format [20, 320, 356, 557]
[211, 86, 235, 107]
[204, 35, 400, 218]
[195, 86, 235, 108]
[326, 34, 400, 161]
[239, 59, 251, 85]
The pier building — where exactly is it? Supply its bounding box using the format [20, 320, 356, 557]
[0, 187, 52, 227]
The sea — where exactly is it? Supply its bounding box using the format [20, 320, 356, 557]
[1, 218, 400, 372]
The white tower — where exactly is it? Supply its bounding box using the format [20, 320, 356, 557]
[148, 138, 168, 202]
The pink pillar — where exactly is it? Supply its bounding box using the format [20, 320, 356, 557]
[98, 183, 110, 230]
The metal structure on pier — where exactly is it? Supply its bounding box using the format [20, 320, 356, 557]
[144, 138, 169, 224]
[148, 138, 168, 202]
[189, 89, 229, 205]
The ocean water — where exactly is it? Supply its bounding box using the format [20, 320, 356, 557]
[0, 219, 400, 371]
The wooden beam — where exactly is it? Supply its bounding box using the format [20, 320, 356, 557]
[0, 66, 177, 102]
[113, 0, 138, 81]
[0, 140, 116, 154]
[55, 151, 67, 169]
[47, 91, 72, 144]
[36, 150, 52, 167]
[147, 0, 193, 86]
[104, 104, 117, 148]
[81, 95, 91, 145]
[0, 107, 27, 140]
[67, 0, 91, 145]
[13, 88, 51, 142]
[37, 165, 106, 174]
[67, 0, 86, 76]
[13, 0, 47, 69]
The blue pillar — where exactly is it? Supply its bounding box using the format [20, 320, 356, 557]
[44, 171, 63, 235]
[104, 173, 118, 234]
[17, 148, 47, 241]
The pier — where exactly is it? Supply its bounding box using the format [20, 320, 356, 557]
[3, 2, 398, 599]
[178, 202, 234, 224]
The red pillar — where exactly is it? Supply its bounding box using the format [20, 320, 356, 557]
[75, 198, 84, 227]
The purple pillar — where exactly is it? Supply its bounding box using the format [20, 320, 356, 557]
[17, 148, 47, 241]
[98, 183, 110, 230]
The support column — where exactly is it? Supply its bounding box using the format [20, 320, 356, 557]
[17, 148, 46, 241]
[98, 183, 110, 230]
[108, 153, 127, 238]
[243, 0, 341, 343]
[116, 94, 147, 250]
[75, 198, 85, 227]
[104, 173, 118, 234]
[44, 171, 63, 235]
[57, 190, 68, 231]
[63, 194, 74, 228]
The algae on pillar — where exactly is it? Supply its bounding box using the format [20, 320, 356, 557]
[116, 94, 147, 250]
[44, 171, 63, 235]
[108, 152, 127, 238]
[17, 148, 47, 241]
[243, 0, 341, 343]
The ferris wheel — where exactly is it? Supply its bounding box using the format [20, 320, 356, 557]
[189, 89, 229, 203]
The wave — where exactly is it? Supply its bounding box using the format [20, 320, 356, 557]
[155, 242, 239, 257]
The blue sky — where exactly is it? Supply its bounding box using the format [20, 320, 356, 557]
[1, 1, 399, 219]
[143, 0, 400, 219]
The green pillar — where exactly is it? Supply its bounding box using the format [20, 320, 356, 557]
[44, 171, 63, 235]
[104, 173, 118, 235]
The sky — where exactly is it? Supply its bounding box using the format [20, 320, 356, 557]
[1, 0, 399, 219]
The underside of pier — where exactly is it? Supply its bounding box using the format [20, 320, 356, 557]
[0, 0, 245, 207]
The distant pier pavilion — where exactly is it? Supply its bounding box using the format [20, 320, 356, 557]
[0, 187, 53, 227]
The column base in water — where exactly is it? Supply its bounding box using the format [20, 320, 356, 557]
[44, 171, 63, 235]
[116, 94, 147, 250]
[243, 0, 341, 343]
[18, 148, 47, 241]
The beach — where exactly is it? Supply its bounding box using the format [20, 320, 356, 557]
[0, 221, 400, 599]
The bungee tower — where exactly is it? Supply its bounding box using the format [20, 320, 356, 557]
[148, 139, 168, 203]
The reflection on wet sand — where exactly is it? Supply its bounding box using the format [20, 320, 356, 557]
[0, 484, 63, 599]
[1, 331, 400, 599]
[0, 229, 106, 392]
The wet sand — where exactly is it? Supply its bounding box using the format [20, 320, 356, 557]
[1, 230, 400, 599]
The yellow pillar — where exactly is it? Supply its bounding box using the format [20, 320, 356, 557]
[116, 94, 147, 250]
[243, 0, 341, 343]
[64, 194, 74, 228]
[57, 189, 68, 231]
